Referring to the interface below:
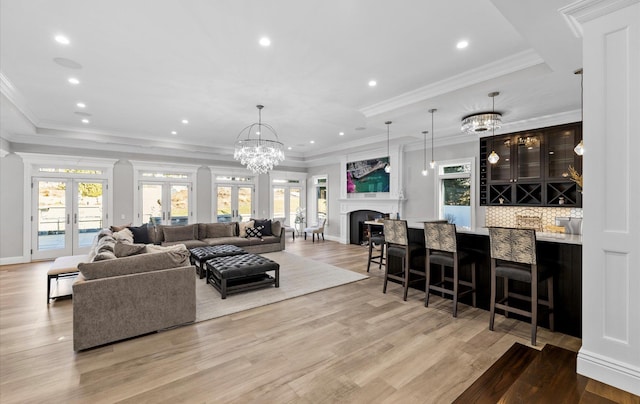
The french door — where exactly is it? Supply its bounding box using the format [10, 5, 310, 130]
[272, 186, 302, 226]
[215, 185, 254, 222]
[32, 178, 107, 260]
[140, 182, 191, 225]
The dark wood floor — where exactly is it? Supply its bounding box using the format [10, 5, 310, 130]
[0, 237, 637, 403]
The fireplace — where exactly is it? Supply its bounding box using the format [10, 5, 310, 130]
[348, 210, 387, 245]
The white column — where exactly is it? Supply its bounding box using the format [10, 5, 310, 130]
[562, 0, 640, 395]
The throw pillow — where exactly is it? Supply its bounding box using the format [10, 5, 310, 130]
[271, 220, 282, 237]
[246, 225, 264, 238]
[163, 224, 196, 242]
[253, 219, 272, 236]
[113, 228, 134, 244]
[128, 224, 151, 244]
[96, 228, 113, 240]
[110, 223, 131, 232]
[238, 220, 255, 238]
[114, 242, 146, 258]
[144, 244, 188, 254]
[92, 251, 117, 261]
[96, 236, 116, 253]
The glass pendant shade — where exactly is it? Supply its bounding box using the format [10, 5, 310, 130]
[384, 121, 392, 173]
[421, 169, 429, 176]
[488, 150, 500, 164]
[430, 160, 436, 169]
[574, 140, 584, 156]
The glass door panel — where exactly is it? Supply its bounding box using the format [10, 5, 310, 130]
[237, 187, 253, 222]
[273, 187, 285, 220]
[488, 136, 512, 182]
[289, 187, 300, 226]
[216, 186, 232, 222]
[34, 180, 71, 258]
[547, 129, 575, 179]
[141, 183, 163, 225]
[75, 181, 104, 249]
[170, 184, 189, 225]
[516, 134, 542, 180]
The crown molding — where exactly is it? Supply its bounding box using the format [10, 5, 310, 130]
[0, 72, 39, 126]
[359, 49, 545, 118]
[560, 0, 640, 38]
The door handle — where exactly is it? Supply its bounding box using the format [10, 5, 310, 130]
[67, 214, 70, 225]
[162, 211, 166, 220]
[74, 213, 77, 224]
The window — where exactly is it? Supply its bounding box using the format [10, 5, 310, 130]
[269, 173, 306, 226]
[314, 176, 327, 223]
[437, 159, 474, 229]
[213, 175, 255, 222]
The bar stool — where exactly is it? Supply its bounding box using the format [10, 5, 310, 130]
[383, 219, 423, 301]
[488, 227, 554, 346]
[367, 233, 385, 272]
[424, 222, 476, 317]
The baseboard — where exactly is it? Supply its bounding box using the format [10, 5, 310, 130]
[323, 234, 341, 242]
[0, 255, 29, 266]
[577, 348, 640, 396]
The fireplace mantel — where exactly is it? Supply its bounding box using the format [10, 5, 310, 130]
[338, 197, 406, 244]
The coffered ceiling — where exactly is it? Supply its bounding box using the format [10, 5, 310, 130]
[0, 0, 582, 167]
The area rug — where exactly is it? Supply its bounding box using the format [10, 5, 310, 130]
[195, 251, 368, 322]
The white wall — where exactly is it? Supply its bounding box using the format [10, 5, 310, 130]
[196, 166, 212, 223]
[113, 160, 134, 225]
[307, 163, 341, 238]
[0, 153, 24, 263]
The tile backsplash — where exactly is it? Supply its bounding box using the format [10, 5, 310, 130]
[485, 206, 583, 229]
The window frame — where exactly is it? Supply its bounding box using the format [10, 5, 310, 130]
[436, 157, 475, 229]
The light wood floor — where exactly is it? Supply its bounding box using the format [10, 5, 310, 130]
[0, 238, 633, 403]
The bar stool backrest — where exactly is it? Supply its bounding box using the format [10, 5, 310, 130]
[488, 227, 537, 265]
[383, 219, 408, 246]
[424, 222, 457, 253]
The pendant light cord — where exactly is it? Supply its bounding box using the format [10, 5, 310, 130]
[431, 109, 435, 162]
[422, 131, 427, 170]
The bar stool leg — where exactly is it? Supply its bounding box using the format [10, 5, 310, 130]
[531, 270, 538, 346]
[402, 254, 409, 301]
[503, 278, 509, 318]
[379, 243, 385, 269]
[489, 259, 497, 331]
[471, 262, 477, 308]
[425, 255, 431, 307]
[367, 241, 374, 272]
[452, 261, 459, 317]
[382, 244, 389, 294]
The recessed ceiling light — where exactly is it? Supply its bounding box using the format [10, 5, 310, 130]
[76, 102, 86, 108]
[68, 77, 80, 85]
[181, 119, 189, 124]
[55, 35, 70, 45]
[259, 37, 271, 47]
[287, 146, 292, 150]
[81, 119, 89, 124]
[53, 57, 82, 69]
[171, 131, 177, 135]
[456, 40, 469, 49]
[368, 80, 377, 87]
[310, 140, 315, 144]
[339, 132, 344, 136]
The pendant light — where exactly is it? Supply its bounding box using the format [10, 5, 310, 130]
[384, 121, 392, 173]
[429, 108, 437, 169]
[421, 130, 429, 176]
[574, 68, 584, 156]
[487, 92, 500, 164]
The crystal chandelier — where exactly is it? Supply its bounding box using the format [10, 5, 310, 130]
[234, 105, 285, 174]
[461, 110, 502, 134]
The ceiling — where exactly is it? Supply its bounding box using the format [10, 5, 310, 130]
[0, 0, 582, 167]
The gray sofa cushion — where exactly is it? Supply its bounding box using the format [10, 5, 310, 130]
[202, 236, 251, 247]
[163, 224, 197, 242]
[114, 242, 146, 258]
[204, 223, 236, 238]
[162, 239, 207, 248]
[78, 250, 190, 280]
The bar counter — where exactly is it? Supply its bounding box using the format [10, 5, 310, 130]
[365, 219, 582, 337]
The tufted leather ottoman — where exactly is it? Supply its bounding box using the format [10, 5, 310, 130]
[205, 253, 280, 299]
[189, 245, 247, 279]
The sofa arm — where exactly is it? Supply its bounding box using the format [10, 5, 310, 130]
[72, 265, 196, 351]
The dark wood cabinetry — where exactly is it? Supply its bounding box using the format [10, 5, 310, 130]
[479, 122, 582, 207]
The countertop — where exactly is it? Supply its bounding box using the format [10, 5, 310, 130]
[364, 219, 582, 245]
